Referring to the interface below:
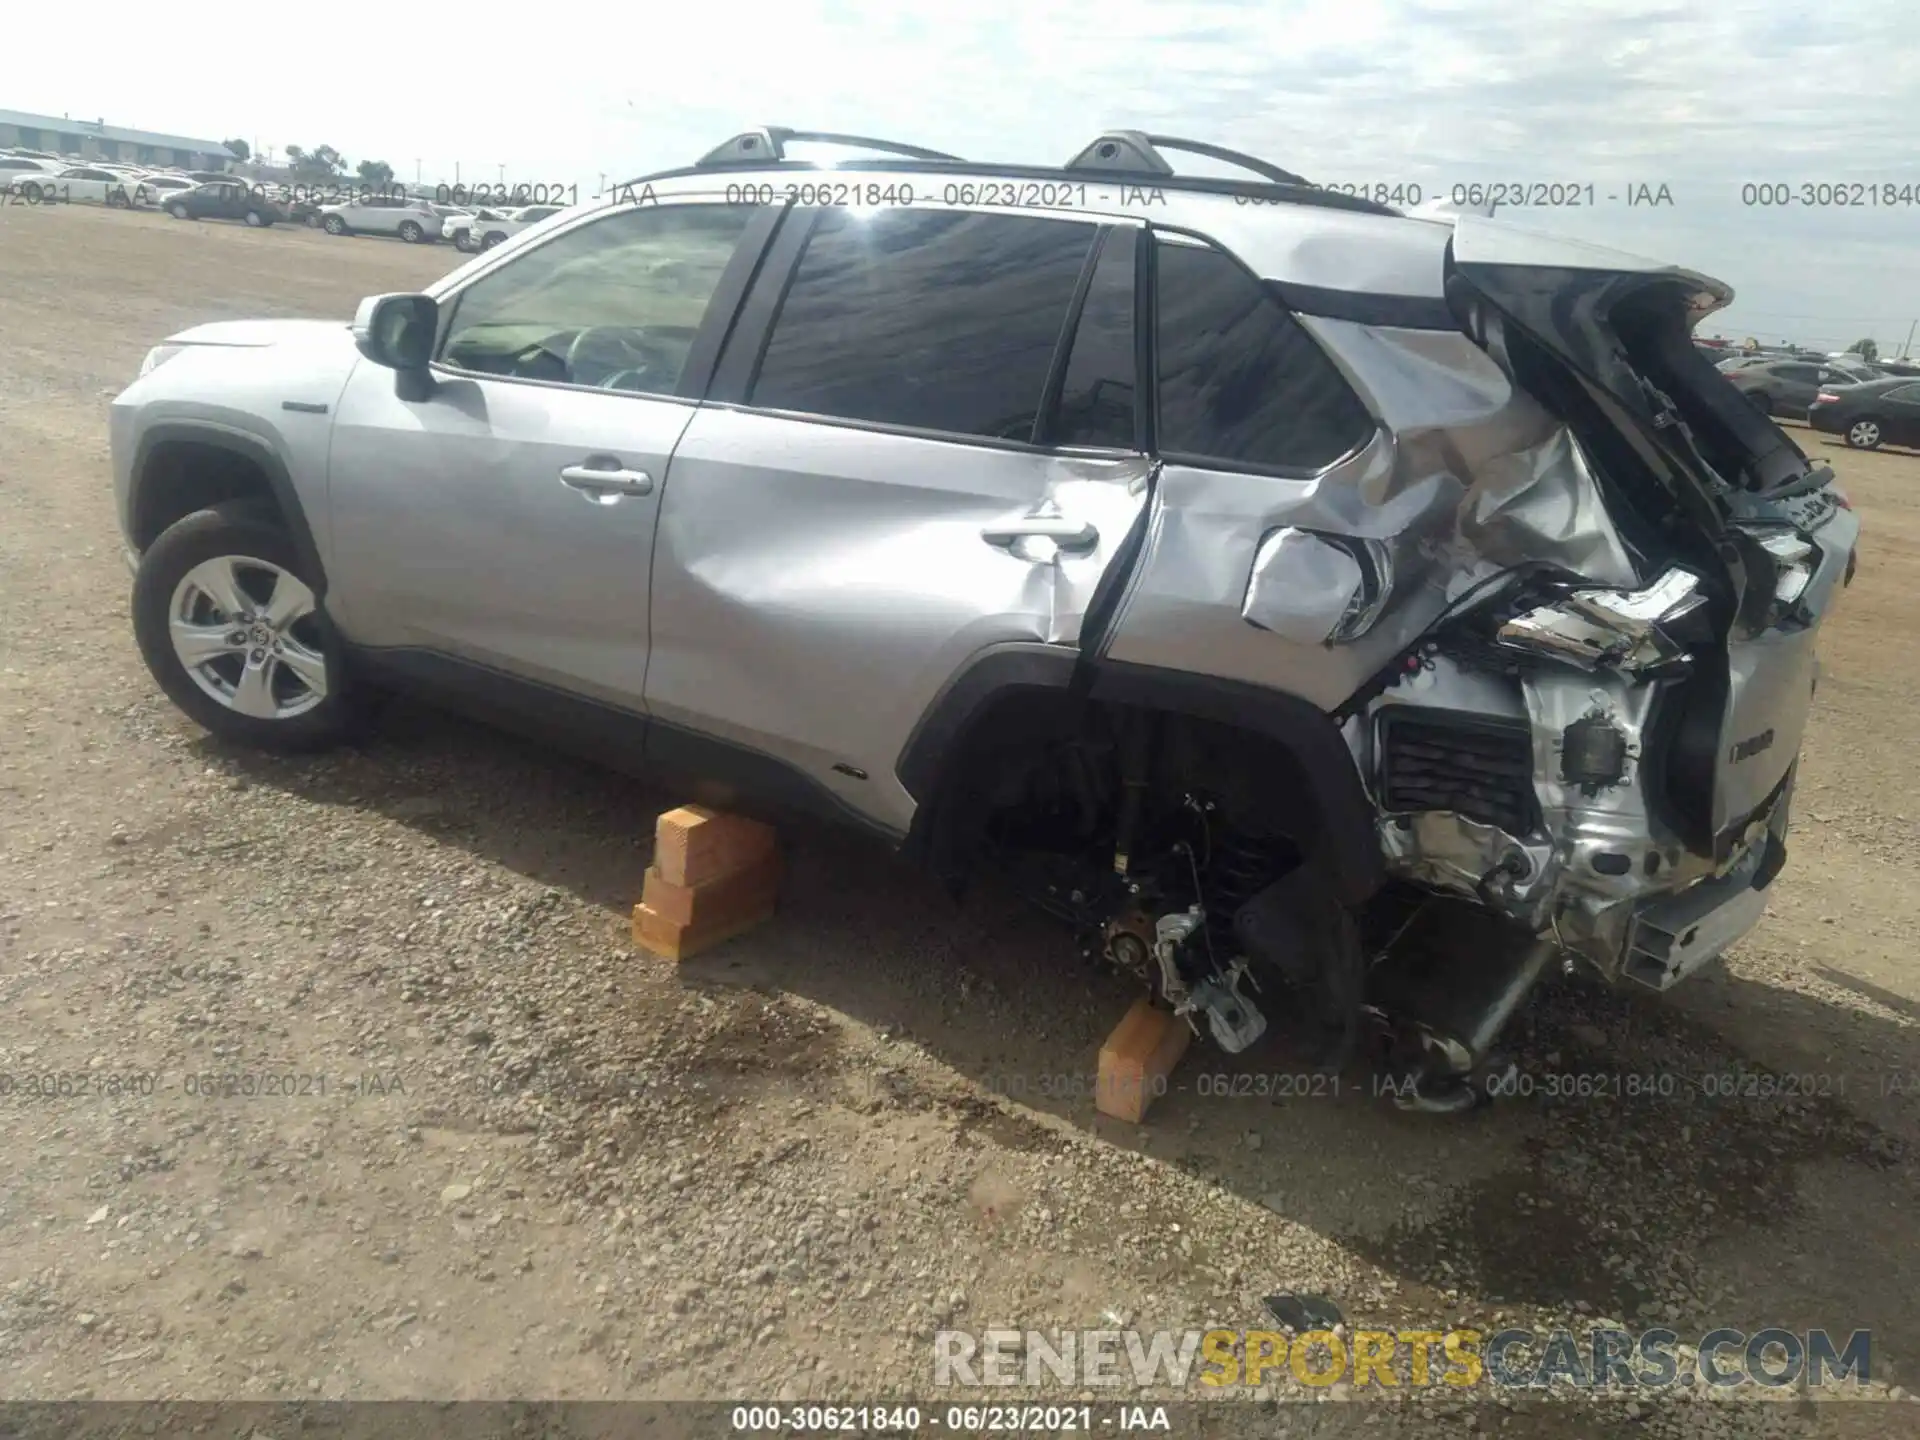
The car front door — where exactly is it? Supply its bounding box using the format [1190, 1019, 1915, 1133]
[325, 196, 769, 712]
[647, 206, 1153, 835]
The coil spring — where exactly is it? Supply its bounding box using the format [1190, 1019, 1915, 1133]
[1206, 830, 1293, 949]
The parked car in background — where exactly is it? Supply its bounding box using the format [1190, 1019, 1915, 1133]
[445, 207, 501, 252]
[0, 155, 61, 191]
[183, 170, 236, 186]
[13, 165, 148, 207]
[162, 180, 284, 227]
[1719, 358, 1867, 416]
[473, 203, 564, 248]
[3, 147, 65, 162]
[316, 195, 445, 243]
[135, 173, 195, 205]
[1809, 376, 1920, 449]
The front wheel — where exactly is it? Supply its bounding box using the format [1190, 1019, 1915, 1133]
[1846, 418, 1885, 450]
[398, 220, 424, 243]
[20, 181, 43, 203]
[167, 201, 189, 219]
[322, 215, 347, 235]
[244, 208, 268, 227]
[131, 502, 355, 752]
[107, 190, 129, 209]
[454, 232, 477, 253]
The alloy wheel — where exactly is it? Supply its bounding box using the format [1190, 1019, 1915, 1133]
[168, 555, 328, 720]
[1848, 419, 1883, 449]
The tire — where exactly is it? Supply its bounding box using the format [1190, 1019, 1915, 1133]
[323, 214, 347, 235]
[244, 208, 267, 227]
[454, 232, 477, 253]
[482, 231, 506, 249]
[398, 220, 424, 243]
[21, 181, 42, 203]
[107, 189, 128, 209]
[131, 502, 354, 752]
[167, 201, 188, 219]
[1845, 417, 1885, 450]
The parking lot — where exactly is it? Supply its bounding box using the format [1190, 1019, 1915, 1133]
[3, 202, 1919, 1436]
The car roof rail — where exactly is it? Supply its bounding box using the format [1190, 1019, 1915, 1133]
[695, 128, 964, 168]
[1063, 131, 1308, 187]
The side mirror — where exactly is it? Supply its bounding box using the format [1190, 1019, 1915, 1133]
[352, 293, 438, 399]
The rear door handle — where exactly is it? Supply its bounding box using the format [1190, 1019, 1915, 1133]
[981, 517, 1099, 552]
[560, 463, 654, 497]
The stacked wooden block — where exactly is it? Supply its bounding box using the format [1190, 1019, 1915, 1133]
[1094, 998, 1192, 1123]
[631, 805, 782, 960]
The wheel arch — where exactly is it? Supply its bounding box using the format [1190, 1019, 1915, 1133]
[130, 424, 327, 594]
[896, 649, 1385, 905]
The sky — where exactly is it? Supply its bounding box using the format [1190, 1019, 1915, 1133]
[7, 0, 1917, 352]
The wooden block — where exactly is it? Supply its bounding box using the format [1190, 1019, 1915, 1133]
[1095, 998, 1191, 1124]
[640, 848, 783, 928]
[632, 889, 779, 961]
[653, 805, 777, 888]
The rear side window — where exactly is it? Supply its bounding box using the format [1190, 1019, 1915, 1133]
[1153, 234, 1374, 471]
[1049, 228, 1138, 448]
[751, 208, 1097, 440]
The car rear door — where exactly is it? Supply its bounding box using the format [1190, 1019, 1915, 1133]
[326, 195, 773, 714]
[1884, 382, 1920, 445]
[647, 204, 1153, 835]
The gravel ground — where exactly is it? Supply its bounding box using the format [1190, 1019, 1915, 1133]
[2, 203, 1918, 1439]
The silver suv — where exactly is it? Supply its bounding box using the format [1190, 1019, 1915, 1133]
[110, 128, 1860, 1107]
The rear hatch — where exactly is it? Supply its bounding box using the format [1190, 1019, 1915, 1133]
[1443, 218, 1859, 856]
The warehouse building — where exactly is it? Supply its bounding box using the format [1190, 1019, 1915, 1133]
[0, 109, 236, 172]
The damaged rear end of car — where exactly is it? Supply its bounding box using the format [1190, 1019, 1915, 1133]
[1333, 218, 1857, 1099]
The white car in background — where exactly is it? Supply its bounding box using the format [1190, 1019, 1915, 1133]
[469, 203, 566, 250]
[315, 194, 445, 243]
[11, 164, 149, 207]
[134, 173, 195, 206]
[0, 155, 61, 193]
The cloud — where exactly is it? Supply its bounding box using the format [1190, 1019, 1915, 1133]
[5, 0, 1914, 346]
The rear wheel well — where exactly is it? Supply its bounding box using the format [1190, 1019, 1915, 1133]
[131, 440, 288, 553]
[910, 683, 1374, 909]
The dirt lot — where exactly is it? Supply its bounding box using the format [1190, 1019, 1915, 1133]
[2, 203, 1918, 1438]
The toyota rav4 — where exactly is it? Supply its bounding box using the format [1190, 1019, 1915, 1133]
[110, 128, 1860, 1109]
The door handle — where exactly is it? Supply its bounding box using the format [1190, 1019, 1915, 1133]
[559, 463, 654, 497]
[981, 516, 1099, 552]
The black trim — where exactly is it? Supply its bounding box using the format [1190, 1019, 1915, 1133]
[674, 203, 787, 401]
[706, 206, 819, 405]
[280, 400, 329, 415]
[895, 648, 1083, 805]
[615, 158, 1400, 217]
[130, 423, 326, 592]
[1265, 281, 1459, 331]
[1031, 226, 1108, 445]
[1135, 225, 1157, 455]
[1087, 662, 1385, 905]
[347, 646, 904, 845]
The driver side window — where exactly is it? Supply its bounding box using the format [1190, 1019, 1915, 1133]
[438, 203, 754, 395]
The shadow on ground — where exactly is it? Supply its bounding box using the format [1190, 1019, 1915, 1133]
[202, 693, 1920, 1393]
